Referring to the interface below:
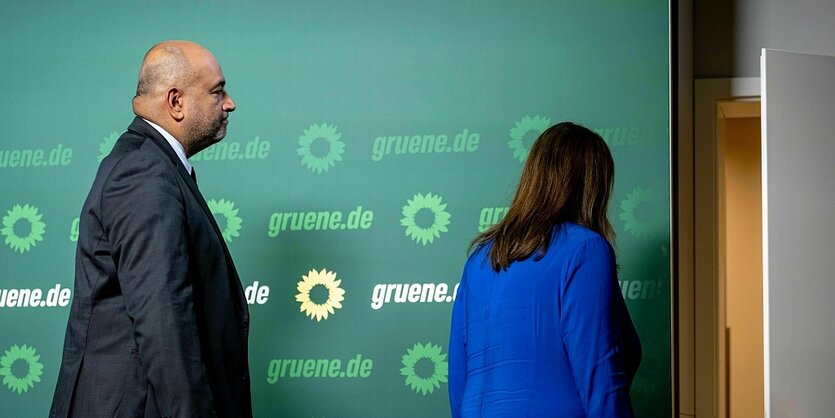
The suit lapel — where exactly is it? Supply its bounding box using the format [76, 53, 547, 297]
[175, 163, 248, 312]
[127, 118, 243, 287]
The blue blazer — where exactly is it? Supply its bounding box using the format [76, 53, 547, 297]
[449, 223, 641, 418]
[50, 118, 251, 418]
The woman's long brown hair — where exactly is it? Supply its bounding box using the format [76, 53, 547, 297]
[471, 122, 615, 271]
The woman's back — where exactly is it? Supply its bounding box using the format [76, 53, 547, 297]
[449, 223, 641, 418]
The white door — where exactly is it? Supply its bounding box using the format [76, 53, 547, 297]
[761, 49, 835, 418]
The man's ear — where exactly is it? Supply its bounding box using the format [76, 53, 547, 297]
[166, 88, 185, 122]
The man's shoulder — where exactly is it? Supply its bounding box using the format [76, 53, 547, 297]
[105, 128, 172, 168]
[95, 133, 178, 193]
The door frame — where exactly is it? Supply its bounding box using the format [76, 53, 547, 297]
[684, 77, 760, 418]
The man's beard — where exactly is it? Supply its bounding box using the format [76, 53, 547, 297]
[184, 110, 226, 156]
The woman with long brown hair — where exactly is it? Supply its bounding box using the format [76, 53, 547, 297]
[448, 122, 641, 417]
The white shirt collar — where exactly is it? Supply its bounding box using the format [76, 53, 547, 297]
[141, 118, 193, 175]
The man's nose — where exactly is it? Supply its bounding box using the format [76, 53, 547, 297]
[223, 94, 236, 112]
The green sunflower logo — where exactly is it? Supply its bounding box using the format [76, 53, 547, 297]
[400, 193, 451, 246]
[0, 344, 44, 395]
[98, 131, 120, 162]
[509, 115, 551, 163]
[297, 123, 345, 174]
[1, 204, 46, 253]
[295, 268, 346, 321]
[207, 198, 243, 243]
[619, 187, 657, 238]
[400, 342, 448, 396]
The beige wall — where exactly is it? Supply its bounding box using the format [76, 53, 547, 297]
[720, 116, 763, 417]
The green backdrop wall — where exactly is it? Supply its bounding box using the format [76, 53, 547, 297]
[0, 1, 671, 416]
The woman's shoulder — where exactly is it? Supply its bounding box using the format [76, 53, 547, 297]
[552, 223, 614, 259]
[464, 241, 492, 268]
[557, 222, 607, 244]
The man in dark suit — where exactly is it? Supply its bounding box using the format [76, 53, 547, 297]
[50, 41, 251, 418]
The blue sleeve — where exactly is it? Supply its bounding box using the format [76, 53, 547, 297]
[448, 267, 468, 418]
[560, 236, 636, 418]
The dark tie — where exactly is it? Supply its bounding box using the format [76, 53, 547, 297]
[190, 168, 197, 184]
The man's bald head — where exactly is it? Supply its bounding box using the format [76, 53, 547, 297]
[135, 41, 210, 98]
[136, 44, 189, 97]
[132, 41, 235, 157]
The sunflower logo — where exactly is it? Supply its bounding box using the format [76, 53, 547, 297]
[1, 204, 46, 253]
[295, 268, 346, 322]
[207, 198, 243, 243]
[98, 131, 120, 162]
[619, 187, 657, 238]
[297, 123, 345, 174]
[400, 193, 451, 246]
[400, 342, 448, 396]
[0, 344, 44, 395]
[508, 115, 551, 163]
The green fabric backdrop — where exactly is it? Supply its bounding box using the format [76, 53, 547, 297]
[0, 1, 671, 416]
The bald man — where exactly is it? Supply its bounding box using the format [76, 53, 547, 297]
[50, 41, 251, 418]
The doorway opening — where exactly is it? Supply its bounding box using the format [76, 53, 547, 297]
[715, 98, 764, 418]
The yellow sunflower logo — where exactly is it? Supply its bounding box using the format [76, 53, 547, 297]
[295, 268, 346, 321]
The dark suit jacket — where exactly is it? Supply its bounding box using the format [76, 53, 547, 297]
[50, 117, 252, 418]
